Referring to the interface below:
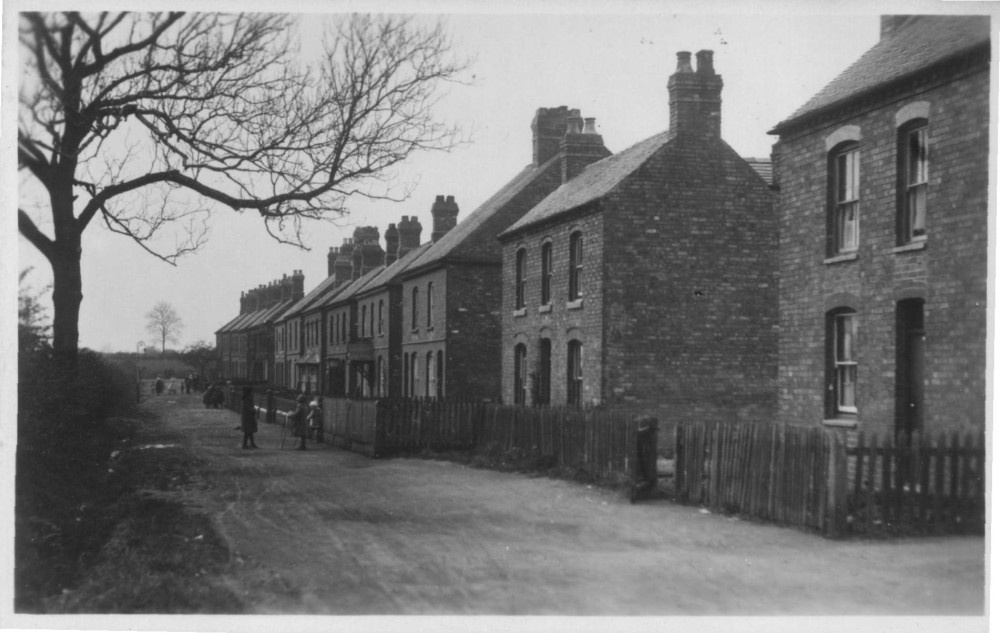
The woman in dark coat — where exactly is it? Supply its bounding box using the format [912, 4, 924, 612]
[241, 387, 259, 449]
[291, 394, 309, 451]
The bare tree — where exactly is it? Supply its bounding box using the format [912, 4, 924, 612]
[18, 12, 466, 357]
[145, 302, 183, 357]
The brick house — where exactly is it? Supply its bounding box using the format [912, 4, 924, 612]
[216, 271, 303, 382]
[395, 108, 611, 400]
[769, 15, 990, 435]
[314, 229, 389, 398]
[348, 218, 433, 398]
[498, 50, 778, 428]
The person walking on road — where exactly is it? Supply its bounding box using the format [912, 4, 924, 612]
[154, 375, 164, 396]
[291, 394, 309, 451]
[241, 387, 259, 449]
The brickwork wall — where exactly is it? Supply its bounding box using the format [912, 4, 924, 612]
[444, 265, 505, 400]
[400, 268, 450, 397]
[362, 286, 403, 397]
[500, 210, 605, 406]
[601, 135, 778, 426]
[774, 63, 989, 434]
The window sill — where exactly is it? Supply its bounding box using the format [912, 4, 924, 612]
[893, 240, 927, 254]
[427, 326, 434, 332]
[824, 252, 858, 265]
[410, 329, 419, 335]
[513, 308, 527, 317]
[823, 417, 858, 429]
[538, 304, 552, 314]
[566, 298, 583, 310]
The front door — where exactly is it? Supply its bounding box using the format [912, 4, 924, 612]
[897, 298, 925, 435]
[905, 330, 925, 433]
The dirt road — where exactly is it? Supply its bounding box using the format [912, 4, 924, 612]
[142, 394, 984, 616]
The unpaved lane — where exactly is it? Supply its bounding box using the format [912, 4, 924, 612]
[146, 394, 984, 615]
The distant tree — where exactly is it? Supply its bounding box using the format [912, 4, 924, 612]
[179, 340, 219, 382]
[18, 12, 466, 359]
[18, 268, 52, 354]
[145, 302, 183, 358]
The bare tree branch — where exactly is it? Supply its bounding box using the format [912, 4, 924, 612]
[18, 11, 468, 353]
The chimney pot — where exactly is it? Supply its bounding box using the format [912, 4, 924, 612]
[583, 118, 597, 134]
[566, 115, 583, 135]
[696, 50, 715, 75]
[676, 51, 693, 73]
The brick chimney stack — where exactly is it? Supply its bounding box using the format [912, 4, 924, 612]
[397, 215, 423, 259]
[532, 106, 573, 166]
[351, 226, 385, 280]
[334, 238, 354, 286]
[668, 49, 723, 138]
[384, 223, 399, 267]
[279, 274, 289, 303]
[328, 246, 339, 277]
[560, 109, 611, 183]
[291, 270, 305, 301]
[239, 291, 247, 315]
[431, 195, 459, 243]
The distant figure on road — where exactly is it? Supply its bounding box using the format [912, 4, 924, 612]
[308, 399, 324, 444]
[291, 394, 309, 451]
[241, 387, 259, 449]
[203, 383, 224, 409]
[184, 374, 192, 394]
[154, 376, 164, 396]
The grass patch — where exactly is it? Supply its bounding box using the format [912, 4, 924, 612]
[42, 497, 243, 613]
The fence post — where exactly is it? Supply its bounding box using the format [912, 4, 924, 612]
[827, 432, 848, 537]
[266, 390, 276, 425]
[630, 416, 659, 503]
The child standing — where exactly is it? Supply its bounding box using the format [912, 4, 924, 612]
[308, 399, 324, 444]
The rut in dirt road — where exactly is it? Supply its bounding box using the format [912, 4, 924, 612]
[148, 394, 985, 616]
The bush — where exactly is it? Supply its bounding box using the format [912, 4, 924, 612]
[16, 346, 140, 611]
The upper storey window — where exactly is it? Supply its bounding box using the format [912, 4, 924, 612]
[568, 231, 583, 300]
[832, 145, 860, 254]
[540, 242, 552, 306]
[515, 248, 527, 310]
[900, 122, 928, 244]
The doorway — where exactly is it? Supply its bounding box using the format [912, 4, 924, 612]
[896, 298, 925, 435]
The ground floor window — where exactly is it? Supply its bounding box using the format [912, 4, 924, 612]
[828, 309, 858, 416]
[514, 343, 527, 405]
[436, 350, 444, 399]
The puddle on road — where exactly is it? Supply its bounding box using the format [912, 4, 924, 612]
[134, 444, 181, 451]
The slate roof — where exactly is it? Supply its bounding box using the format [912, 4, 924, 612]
[277, 272, 344, 321]
[356, 243, 434, 297]
[218, 310, 259, 334]
[215, 312, 245, 334]
[502, 130, 673, 237]
[315, 266, 385, 309]
[744, 158, 773, 186]
[404, 160, 556, 272]
[771, 15, 990, 133]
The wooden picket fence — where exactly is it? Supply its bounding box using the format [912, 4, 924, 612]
[307, 397, 650, 485]
[674, 421, 985, 537]
[844, 430, 985, 535]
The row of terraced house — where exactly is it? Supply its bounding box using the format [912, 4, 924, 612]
[217, 15, 989, 437]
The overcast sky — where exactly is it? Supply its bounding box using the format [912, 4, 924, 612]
[9, 0, 990, 353]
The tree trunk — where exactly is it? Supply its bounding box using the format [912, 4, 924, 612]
[50, 244, 83, 360]
[47, 179, 84, 361]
